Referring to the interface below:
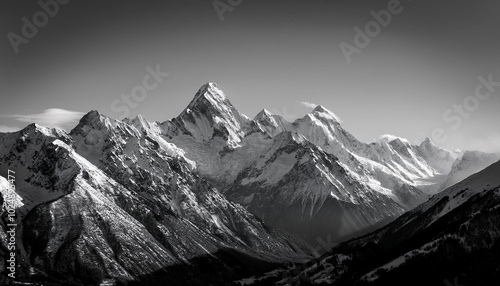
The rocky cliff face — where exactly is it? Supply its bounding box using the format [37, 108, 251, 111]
[268, 159, 500, 286]
[150, 83, 468, 247]
[0, 120, 312, 285]
[1, 82, 498, 285]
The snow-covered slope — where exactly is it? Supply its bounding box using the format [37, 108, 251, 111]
[273, 159, 500, 286]
[2, 82, 496, 285]
[225, 131, 426, 245]
[253, 109, 293, 137]
[159, 82, 252, 177]
[152, 85, 447, 245]
[0, 124, 75, 219]
[105, 82, 494, 248]
[0, 118, 312, 285]
[440, 150, 500, 191]
[415, 137, 460, 174]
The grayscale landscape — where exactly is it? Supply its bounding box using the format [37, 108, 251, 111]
[1, 1, 499, 285]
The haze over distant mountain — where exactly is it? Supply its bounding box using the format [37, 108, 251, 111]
[271, 159, 500, 286]
[153, 83, 498, 245]
[1, 82, 498, 285]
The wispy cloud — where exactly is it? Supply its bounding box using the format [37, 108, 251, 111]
[0, 125, 22, 133]
[2, 108, 85, 131]
[297, 101, 318, 109]
[379, 134, 410, 144]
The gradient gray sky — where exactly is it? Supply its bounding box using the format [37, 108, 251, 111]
[1, 0, 499, 152]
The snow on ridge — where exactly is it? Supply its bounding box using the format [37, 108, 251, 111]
[0, 176, 24, 209]
[312, 105, 342, 123]
[416, 159, 500, 220]
[190, 82, 227, 108]
[378, 134, 411, 145]
[255, 108, 273, 119]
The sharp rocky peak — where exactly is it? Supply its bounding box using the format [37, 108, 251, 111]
[312, 104, 326, 113]
[379, 134, 411, 145]
[255, 108, 274, 119]
[70, 110, 123, 137]
[73, 110, 104, 126]
[187, 82, 229, 110]
[311, 105, 341, 122]
[296, 104, 341, 126]
[16, 123, 66, 139]
[419, 137, 439, 149]
[126, 113, 152, 129]
[178, 82, 246, 123]
[20, 123, 48, 133]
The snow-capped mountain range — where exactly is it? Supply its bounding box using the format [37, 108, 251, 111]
[1, 82, 498, 285]
[271, 156, 500, 286]
[149, 82, 496, 245]
[0, 121, 312, 285]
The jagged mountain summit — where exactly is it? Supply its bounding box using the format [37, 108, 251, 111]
[0, 121, 313, 285]
[1, 82, 498, 285]
[167, 83, 252, 147]
[27, 82, 492, 249]
[415, 137, 460, 174]
[149, 82, 497, 246]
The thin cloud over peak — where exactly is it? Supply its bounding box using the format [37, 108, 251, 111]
[378, 134, 411, 144]
[3, 108, 85, 131]
[297, 101, 318, 109]
[0, 125, 21, 133]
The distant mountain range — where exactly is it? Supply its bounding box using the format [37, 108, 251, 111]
[1, 82, 498, 285]
[265, 156, 500, 286]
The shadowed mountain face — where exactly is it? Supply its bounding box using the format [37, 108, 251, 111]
[1, 83, 498, 285]
[0, 122, 313, 285]
[153, 83, 497, 246]
[267, 160, 500, 286]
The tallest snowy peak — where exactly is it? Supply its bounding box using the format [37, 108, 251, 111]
[189, 82, 228, 109]
[174, 82, 251, 145]
[182, 82, 237, 117]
